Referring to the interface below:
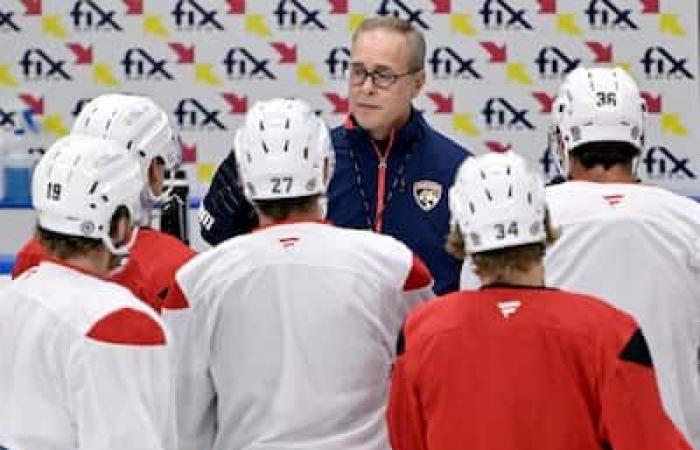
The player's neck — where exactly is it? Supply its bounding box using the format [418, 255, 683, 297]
[258, 210, 324, 227]
[481, 262, 545, 288]
[569, 163, 636, 183]
[62, 250, 112, 277]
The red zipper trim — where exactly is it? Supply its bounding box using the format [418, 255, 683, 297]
[370, 130, 395, 233]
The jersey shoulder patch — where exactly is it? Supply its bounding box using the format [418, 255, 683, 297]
[619, 328, 653, 367]
[86, 308, 166, 346]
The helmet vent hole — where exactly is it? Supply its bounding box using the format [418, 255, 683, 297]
[138, 150, 146, 158]
[89, 181, 98, 195]
[468, 201, 475, 214]
[558, 104, 565, 113]
[89, 203, 96, 209]
[507, 185, 513, 198]
[479, 170, 486, 180]
[303, 147, 309, 160]
[246, 152, 252, 164]
[284, 140, 289, 152]
[262, 141, 270, 154]
[620, 120, 630, 126]
[101, 195, 109, 202]
[259, 120, 265, 131]
[527, 192, 533, 204]
[285, 118, 290, 129]
[126, 140, 134, 150]
[506, 165, 511, 175]
[485, 189, 493, 201]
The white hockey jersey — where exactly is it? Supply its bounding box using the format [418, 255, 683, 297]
[0, 261, 176, 450]
[545, 181, 700, 448]
[162, 221, 434, 450]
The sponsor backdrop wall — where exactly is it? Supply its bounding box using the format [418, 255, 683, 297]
[1, 0, 698, 200]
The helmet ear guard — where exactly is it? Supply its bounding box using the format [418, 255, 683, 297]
[449, 151, 546, 255]
[234, 98, 335, 202]
[32, 135, 144, 256]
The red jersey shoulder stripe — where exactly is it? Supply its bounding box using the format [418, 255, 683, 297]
[403, 255, 433, 291]
[86, 308, 166, 346]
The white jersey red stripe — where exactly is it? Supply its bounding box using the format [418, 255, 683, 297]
[545, 181, 700, 448]
[163, 221, 434, 450]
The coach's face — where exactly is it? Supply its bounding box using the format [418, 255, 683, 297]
[349, 28, 425, 141]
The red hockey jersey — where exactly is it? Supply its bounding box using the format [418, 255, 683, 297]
[387, 285, 691, 450]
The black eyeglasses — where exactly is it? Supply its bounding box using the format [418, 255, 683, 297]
[349, 65, 421, 89]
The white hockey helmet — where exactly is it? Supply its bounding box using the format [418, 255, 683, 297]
[551, 67, 646, 176]
[449, 151, 546, 254]
[32, 135, 143, 255]
[234, 98, 334, 201]
[71, 93, 181, 200]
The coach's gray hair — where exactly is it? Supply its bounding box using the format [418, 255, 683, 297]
[351, 16, 426, 72]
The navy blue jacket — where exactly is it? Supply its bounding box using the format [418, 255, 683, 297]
[328, 110, 469, 294]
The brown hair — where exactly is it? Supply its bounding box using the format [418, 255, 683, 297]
[36, 205, 131, 259]
[352, 16, 426, 72]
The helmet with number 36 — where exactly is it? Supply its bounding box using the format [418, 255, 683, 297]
[550, 67, 646, 177]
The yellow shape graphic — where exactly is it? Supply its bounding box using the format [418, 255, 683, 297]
[245, 14, 272, 37]
[297, 63, 323, 86]
[348, 14, 366, 31]
[195, 63, 222, 86]
[93, 63, 119, 86]
[197, 163, 216, 184]
[42, 14, 69, 39]
[660, 113, 689, 136]
[0, 64, 18, 87]
[453, 113, 480, 137]
[43, 115, 70, 137]
[556, 13, 583, 36]
[659, 14, 685, 36]
[451, 14, 477, 36]
[143, 14, 169, 37]
[506, 63, 533, 85]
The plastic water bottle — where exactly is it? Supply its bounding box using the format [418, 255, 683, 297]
[3, 130, 34, 204]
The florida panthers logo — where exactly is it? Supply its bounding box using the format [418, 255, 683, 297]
[413, 180, 442, 212]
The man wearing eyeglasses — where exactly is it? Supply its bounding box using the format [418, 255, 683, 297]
[327, 16, 470, 294]
[197, 16, 469, 295]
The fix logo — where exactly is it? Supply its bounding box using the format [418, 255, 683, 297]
[641, 47, 694, 80]
[482, 98, 534, 130]
[642, 146, 696, 179]
[325, 47, 350, 79]
[0, 8, 21, 32]
[70, 0, 122, 31]
[377, 0, 429, 29]
[584, 0, 637, 30]
[174, 98, 226, 130]
[121, 48, 173, 80]
[223, 48, 275, 80]
[535, 46, 580, 78]
[274, 0, 326, 30]
[429, 47, 481, 79]
[19, 49, 71, 81]
[172, 0, 224, 31]
[71, 97, 94, 117]
[479, 0, 532, 30]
